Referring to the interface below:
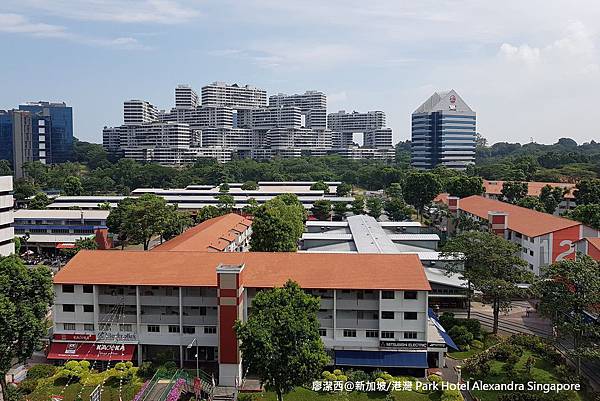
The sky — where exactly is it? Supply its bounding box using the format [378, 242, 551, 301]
[1, 1, 600, 145]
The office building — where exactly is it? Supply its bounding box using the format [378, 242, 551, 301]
[175, 85, 199, 109]
[123, 100, 159, 125]
[455, 195, 599, 275]
[201, 82, 267, 109]
[18, 102, 73, 164]
[50, 247, 454, 384]
[269, 91, 327, 129]
[411, 90, 476, 170]
[0, 176, 15, 256]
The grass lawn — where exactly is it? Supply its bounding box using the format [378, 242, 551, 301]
[466, 350, 582, 401]
[449, 333, 500, 360]
[238, 387, 441, 401]
[27, 376, 142, 401]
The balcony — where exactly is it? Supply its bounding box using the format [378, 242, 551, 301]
[336, 318, 379, 329]
[336, 299, 378, 310]
[140, 314, 180, 324]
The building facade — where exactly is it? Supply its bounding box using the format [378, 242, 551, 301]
[269, 91, 327, 129]
[0, 176, 15, 256]
[201, 82, 267, 109]
[411, 90, 476, 170]
[123, 100, 159, 125]
[175, 85, 199, 109]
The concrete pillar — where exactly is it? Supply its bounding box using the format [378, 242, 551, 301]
[93, 285, 99, 331]
[217, 263, 245, 387]
[136, 286, 142, 365]
[333, 290, 337, 341]
[179, 287, 184, 368]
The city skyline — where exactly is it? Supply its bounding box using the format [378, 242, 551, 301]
[2, 1, 600, 145]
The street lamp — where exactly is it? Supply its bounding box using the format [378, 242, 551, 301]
[187, 338, 199, 378]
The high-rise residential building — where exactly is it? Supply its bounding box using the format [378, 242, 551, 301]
[269, 91, 327, 129]
[18, 101, 73, 164]
[201, 82, 267, 109]
[102, 127, 121, 153]
[123, 100, 158, 125]
[252, 106, 303, 129]
[175, 85, 199, 109]
[327, 110, 386, 133]
[364, 128, 393, 149]
[411, 90, 476, 170]
[0, 175, 15, 256]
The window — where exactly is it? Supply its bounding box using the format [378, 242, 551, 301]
[120, 324, 132, 332]
[62, 304, 75, 312]
[147, 325, 160, 333]
[381, 331, 394, 339]
[529, 250, 534, 256]
[381, 311, 395, 320]
[404, 331, 418, 339]
[168, 325, 180, 333]
[404, 291, 418, 300]
[62, 285, 74, 293]
[183, 326, 195, 334]
[84, 324, 94, 332]
[404, 312, 418, 320]
[83, 285, 93, 293]
[366, 330, 378, 338]
[83, 304, 94, 313]
[63, 323, 76, 331]
[319, 329, 327, 337]
[99, 323, 111, 331]
[204, 326, 217, 334]
[343, 329, 357, 338]
[382, 291, 395, 299]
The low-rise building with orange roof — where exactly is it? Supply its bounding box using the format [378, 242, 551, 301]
[457, 195, 599, 275]
[575, 237, 600, 260]
[482, 180, 577, 213]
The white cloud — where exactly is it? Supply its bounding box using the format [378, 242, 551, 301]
[4, 0, 201, 24]
[0, 12, 149, 49]
[499, 43, 541, 65]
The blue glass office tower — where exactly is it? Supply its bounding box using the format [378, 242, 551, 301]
[19, 101, 73, 163]
[411, 90, 476, 170]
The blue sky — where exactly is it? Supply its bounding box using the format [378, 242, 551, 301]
[1, 0, 600, 145]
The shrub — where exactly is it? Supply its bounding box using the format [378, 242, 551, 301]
[448, 325, 473, 349]
[27, 364, 57, 380]
[440, 312, 458, 330]
[493, 343, 523, 362]
[345, 369, 370, 382]
[18, 378, 38, 395]
[471, 340, 484, 349]
[159, 361, 177, 375]
[332, 369, 343, 376]
[458, 319, 483, 340]
[441, 388, 463, 401]
[428, 374, 442, 383]
[137, 362, 156, 379]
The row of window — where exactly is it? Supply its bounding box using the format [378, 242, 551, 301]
[333, 329, 418, 339]
[381, 311, 418, 320]
[381, 291, 418, 300]
[62, 304, 94, 312]
[62, 284, 93, 293]
[62, 323, 218, 334]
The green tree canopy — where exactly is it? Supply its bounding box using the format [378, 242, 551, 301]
[310, 181, 329, 194]
[241, 180, 259, 190]
[335, 182, 352, 197]
[365, 196, 383, 219]
[29, 192, 52, 210]
[384, 197, 412, 221]
[332, 202, 348, 221]
[403, 172, 441, 218]
[0, 160, 12, 176]
[517, 196, 546, 212]
[350, 194, 365, 215]
[235, 280, 329, 401]
[442, 231, 532, 331]
[539, 185, 565, 214]
[574, 178, 600, 205]
[446, 176, 484, 198]
[63, 176, 84, 196]
[0, 256, 53, 400]
[384, 182, 403, 200]
[566, 203, 600, 230]
[215, 194, 236, 212]
[250, 195, 305, 252]
[311, 199, 331, 221]
[501, 181, 528, 204]
[13, 179, 38, 201]
[219, 182, 230, 193]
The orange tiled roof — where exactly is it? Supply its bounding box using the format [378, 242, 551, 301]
[153, 213, 251, 252]
[459, 195, 580, 238]
[483, 180, 576, 199]
[586, 237, 600, 252]
[434, 193, 449, 205]
[53, 250, 431, 291]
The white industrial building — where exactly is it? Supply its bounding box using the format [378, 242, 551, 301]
[0, 176, 15, 256]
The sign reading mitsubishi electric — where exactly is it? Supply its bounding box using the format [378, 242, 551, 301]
[380, 341, 427, 350]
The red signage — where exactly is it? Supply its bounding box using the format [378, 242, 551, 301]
[551, 225, 580, 263]
[53, 333, 97, 342]
[47, 342, 135, 361]
[449, 95, 457, 104]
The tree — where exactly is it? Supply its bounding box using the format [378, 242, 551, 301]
[403, 172, 441, 219]
[242, 198, 260, 216]
[384, 183, 403, 200]
[250, 195, 305, 252]
[0, 160, 12, 176]
[196, 205, 224, 223]
[60, 236, 98, 258]
[107, 194, 172, 250]
[0, 256, 53, 401]
[365, 196, 383, 219]
[311, 200, 331, 221]
[535, 256, 600, 374]
[501, 181, 528, 204]
[335, 182, 352, 197]
[539, 185, 565, 214]
[13, 179, 38, 201]
[63, 176, 84, 196]
[161, 208, 193, 241]
[219, 182, 230, 193]
[384, 198, 412, 221]
[442, 231, 531, 331]
[566, 203, 600, 230]
[446, 176, 484, 198]
[351, 194, 365, 215]
[517, 196, 546, 212]
[215, 194, 235, 212]
[574, 178, 600, 205]
[241, 180, 259, 190]
[29, 192, 52, 209]
[234, 280, 329, 401]
[310, 181, 329, 194]
[332, 202, 348, 221]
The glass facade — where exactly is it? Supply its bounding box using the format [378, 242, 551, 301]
[19, 103, 73, 163]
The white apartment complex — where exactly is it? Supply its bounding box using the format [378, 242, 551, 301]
[328, 110, 386, 132]
[0, 176, 15, 256]
[201, 82, 267, 109]
[269, 91, 327, 129]
[123, 100, 159, 125]
[175, 85, 199, 109]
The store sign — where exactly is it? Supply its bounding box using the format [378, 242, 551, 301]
[449, 95, 457, 104]
[379, 341, 427, 350]
[427, 343, 447, 349]
[53, 333, 96, 342]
